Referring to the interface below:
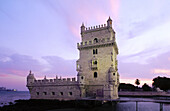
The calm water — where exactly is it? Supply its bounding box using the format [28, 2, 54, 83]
[0, 91, 30, 106]
[0, 91, 170, 111]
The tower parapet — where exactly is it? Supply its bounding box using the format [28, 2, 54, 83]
[27, 71, 77, 87]
[81, 17, 114, 34]
[27, 70, 35, 86]
[77, 37, 118, 54]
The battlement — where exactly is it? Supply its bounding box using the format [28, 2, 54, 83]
[77, 37, 115, 49]
[83, 24, 108, 33]
[81, 17, 113, 34]
[28, 76, 78, 86]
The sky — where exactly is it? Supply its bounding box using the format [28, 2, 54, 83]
[0, 0, 170, 91]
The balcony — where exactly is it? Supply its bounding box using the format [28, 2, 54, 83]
[91, 64, 98, 70]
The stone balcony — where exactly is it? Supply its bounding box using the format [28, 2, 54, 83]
[77, 37, 115, 50]
[91, 64, 98, 70]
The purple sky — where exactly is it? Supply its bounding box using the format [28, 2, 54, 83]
[0, 0, 170, 91]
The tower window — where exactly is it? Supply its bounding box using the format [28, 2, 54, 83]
[94, 38, 98, 43]
[93, 49, 98, 54]
[52, 92, 55, 95]
[69, 92, 72, 96]
[81, 76, 84, 79]
[93, 49, 95, 54]
[43, 92, 47, 95]
[113, 73, 115, 76]
[60, 92, 63, 96]
[94, 72, 97, 78]
[36, 92, 39, 95]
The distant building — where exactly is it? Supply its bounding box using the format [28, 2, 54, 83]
[27, 17, 119, 100]
[0, 87, 6, 91]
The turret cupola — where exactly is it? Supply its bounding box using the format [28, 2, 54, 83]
[77, 66, 85, 85]
[108, 65, 116, 84]
[81, 22, 85, 33]
[27, 70, 35, 85]
[107, 16, 112, 28]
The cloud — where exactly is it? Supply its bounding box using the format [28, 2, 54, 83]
[119, 51, 170, 85]
[0, 48, 45, 77]
[120, 77, 153, 87]
[0, 47, 77, 90]
[42, 56, 76, 78]
[153, 69, 170, 75]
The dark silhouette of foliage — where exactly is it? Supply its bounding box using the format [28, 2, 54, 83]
[135, 79, 140, 86]
[118, 83, 136, 91]
[152, 76, 170, 91]
[142, 83, 151, 91]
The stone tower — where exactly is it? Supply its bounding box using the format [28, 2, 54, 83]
[77, 17, 119, 99]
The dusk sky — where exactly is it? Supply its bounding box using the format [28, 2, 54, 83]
[0, 0, 170, 91]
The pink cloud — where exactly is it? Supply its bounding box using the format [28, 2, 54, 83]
[0, 74, 10, 77]
[153, 69, 170, 75]
[110, 0, 120, 21]
[120, 77, 153, 87]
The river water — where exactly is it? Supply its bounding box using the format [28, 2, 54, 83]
[0, 91, 30, 107]
[0, 91, 170, 111]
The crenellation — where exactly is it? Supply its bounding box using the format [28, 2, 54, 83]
[72, 78, 76, 81]
[50, 79, 54, 82]
[67, 78, 71, 81]
[82, 23, 108, 33]
[77, 37, 114, 49]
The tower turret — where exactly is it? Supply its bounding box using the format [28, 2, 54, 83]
[27, 70, 35, 86]
[108, 65, 116, 85]
[107, 17, 112, 28]
[77, 66, 85, 97]
[77, 66, 85, 85]
[81, 23, 85, 34]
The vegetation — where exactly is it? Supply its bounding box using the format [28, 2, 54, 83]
[118, 83, 137, 91]
[142, 83, 151, 91]
[152, 76, 170, 91]
[135, 79, 140, 87]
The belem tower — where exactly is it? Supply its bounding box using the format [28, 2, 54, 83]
[27, 17, 119, 100]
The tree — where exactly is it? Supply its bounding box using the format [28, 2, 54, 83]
[118, 83, 136, 91]
[152, 76, 170, 91]
[135, 79, 140, 87]
[142, 83, 151, 91]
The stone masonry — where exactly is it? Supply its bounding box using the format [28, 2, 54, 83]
[27, 17, 119, 100]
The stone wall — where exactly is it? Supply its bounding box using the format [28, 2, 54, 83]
[27, 77, 81, 100]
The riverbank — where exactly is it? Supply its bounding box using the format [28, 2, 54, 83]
[1, 98, 170, 111]
[119, 91, 170, 97]
[0, 99, 110, 111]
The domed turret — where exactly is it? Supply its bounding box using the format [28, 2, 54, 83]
[81, 22, 85, 34]
[108, 65, 116, 84]
[27, 70, 35, 85]
[109, 66, 116, 73]
[77, 66, 85, 85]
[107, 16, 112, 28]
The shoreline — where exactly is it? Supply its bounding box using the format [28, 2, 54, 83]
[119, 91, 170, 97]
[1, 97, 170, 111]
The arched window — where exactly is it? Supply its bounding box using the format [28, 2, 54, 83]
[94, 72, 97, 78]
[96, 49, 98, 54]
[94, 38, 98, 43]
[93, 49, 95, 54]
[93, 49, 98, 54]
[113, 73, 115, 76]
[94, 61, 97, 65]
